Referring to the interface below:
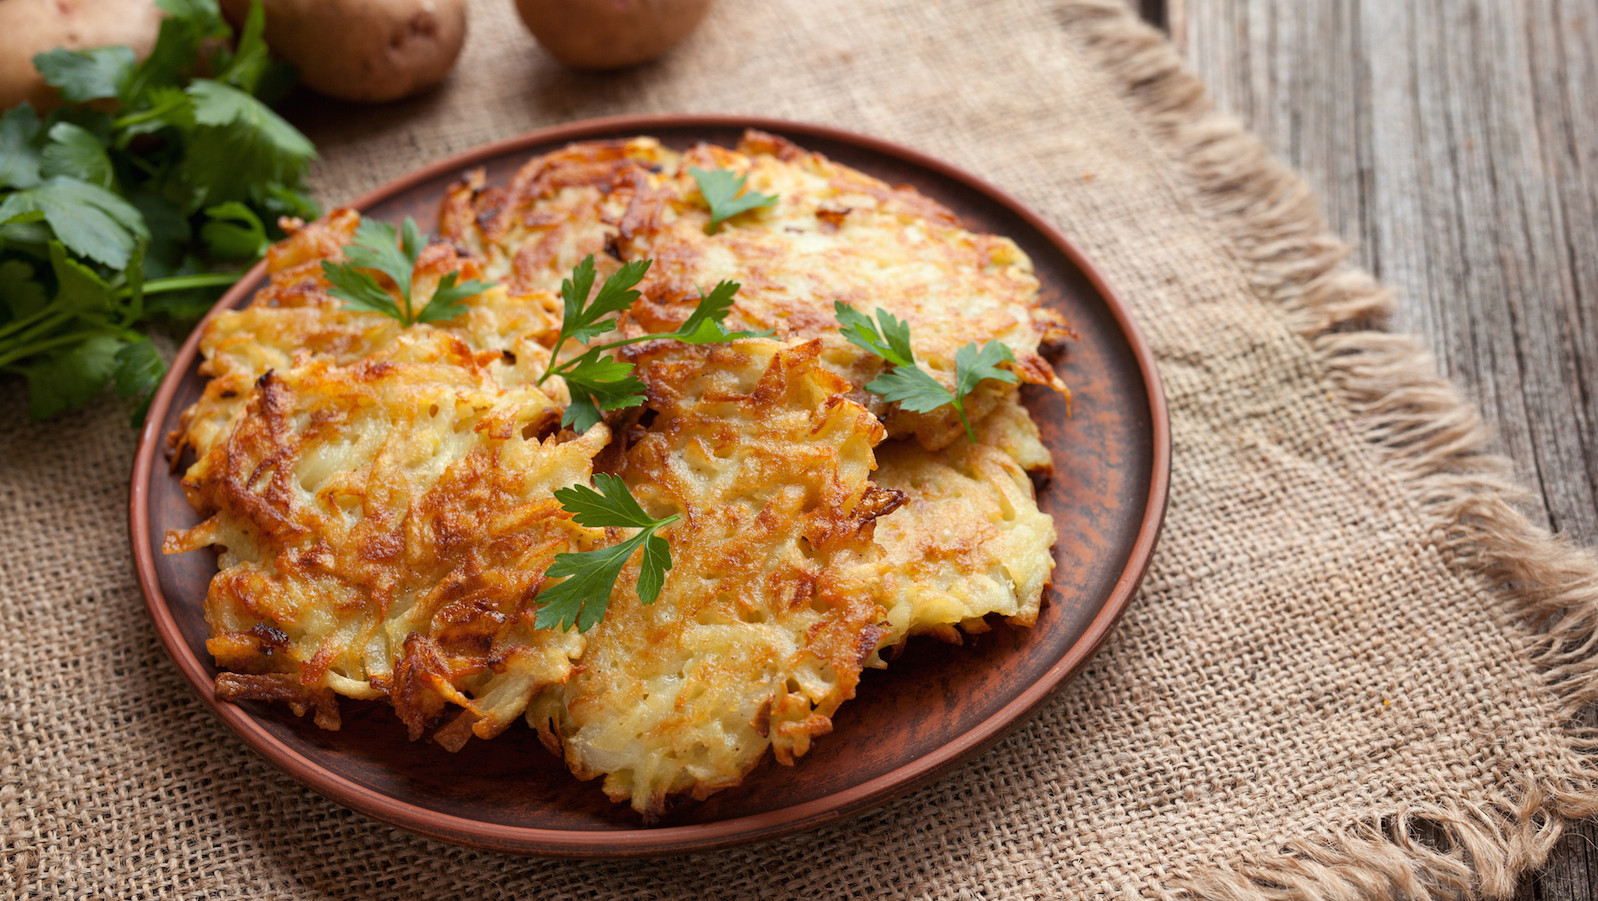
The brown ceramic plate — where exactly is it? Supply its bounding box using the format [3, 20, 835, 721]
[129, 115, 1169, 857]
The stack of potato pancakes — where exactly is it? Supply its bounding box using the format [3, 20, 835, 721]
[166, 131, 1069, 819]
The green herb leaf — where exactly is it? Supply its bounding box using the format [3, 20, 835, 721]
[114, 87, 195, 141]
[0, 177, 147, 268]
[0, 0, 318, 426]
[559, 350, 646, 431]
[41, 123, 115, 188]
[183, 79, 315, 208]
[834, 301, 913, 367]
[534, 475, 678, 632]
[953, 340, 1020, 400]
[689, 167, 778, 234]
[20, 333, 123, 420]
[840, 305, 1020, 442]
[0, 106, 44, 190]
[34, 46, 137, 103]
[554, 473, 660, 529]
[113, 335, 165, 398]
[415, 271, 493, 323]
[214, 0, 272, 93]
[865, 364, 954, 413]
[557, 256, 651, 346]
[635, 534, 671, 605]
[125, 0, 229, 100]
[0, 260, 48, 321]
[320, 260, 398, 316]
[669, 280, 772, 344]
[540, 262, 770, 430]
[199, 202, 268, 261]
[321, 216, 486, 326]
[48, 240, 115, 317]
[115, 335, 165, 426]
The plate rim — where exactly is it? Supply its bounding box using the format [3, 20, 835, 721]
[128, 113, 1171, 857]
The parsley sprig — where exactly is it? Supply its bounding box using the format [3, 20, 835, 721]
[320, 216, 492, 326]
[1, 0, 318, 423]
[688, 167, 777, 235]
[535, 255, 770, 431]
[836, 302, 1020, 442]
[534, 474, 679, 633]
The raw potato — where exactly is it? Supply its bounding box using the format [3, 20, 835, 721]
[221, 0, 466, 103]
[515, 0, 714, 70]
[0, 0, 164, 111]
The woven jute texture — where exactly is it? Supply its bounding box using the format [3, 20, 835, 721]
[7, 1, 1598, 898]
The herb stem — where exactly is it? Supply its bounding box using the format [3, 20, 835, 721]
[0, 327, 119, 369]
[0, 306, 69, 344]
[536, 341, 566, 388]
[114, 271, 244, 299]
[0, 310, 80, 353]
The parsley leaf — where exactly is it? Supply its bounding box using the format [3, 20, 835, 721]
[21, 334, 124, 420]
[0, 178, 147, 268]
[199, 202, 268, 261]
[320, 216, 491, 325]
[867, 364, 954, 413]
[689, 167, 778, 234]
[537, 261, 768, 431]
[184, 79, 316, 207]
[559, 349, 647, 432]
[124, 0, 229, 101]
[954, 339, 1020, 400]
[668, 280, 772, 344]
[558, 256, 650, 346]
[113, 336, 166, 425]
[414, 272, 484, 323]
[835, 302, 913, 367]
[0, 260, 48, 322]
[41, 123, 115, 188]
[0, 106, 43, 190]
[534, 474, 679, 633]
[212, 0, 273, 93]
[838, 302, 1020, 442]
[34, 46, 137, 104]
[1, 0, 317, 425]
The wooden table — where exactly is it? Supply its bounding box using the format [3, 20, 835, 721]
[1141, 0, 1598, 895]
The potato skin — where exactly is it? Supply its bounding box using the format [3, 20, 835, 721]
[0, 0, 164, 111]
[221, 0, 467, 103]
[515, 0, 714, 70]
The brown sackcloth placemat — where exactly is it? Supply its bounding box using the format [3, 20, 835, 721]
[7, 1, 1598, 897]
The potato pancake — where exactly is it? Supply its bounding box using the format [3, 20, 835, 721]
[166, 330, 606, 748]
[871, 389, 1057, 646]
[531, 339, 902, 818]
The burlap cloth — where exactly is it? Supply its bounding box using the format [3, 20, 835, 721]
[7, 0, 1598, 897]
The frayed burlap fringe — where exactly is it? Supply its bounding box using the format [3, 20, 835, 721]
[1061, 2, 1598, 898]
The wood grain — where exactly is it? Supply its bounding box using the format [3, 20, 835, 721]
[1164, 0, 1598, 895]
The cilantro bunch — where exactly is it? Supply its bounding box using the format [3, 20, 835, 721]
[0, 0, 318, 422]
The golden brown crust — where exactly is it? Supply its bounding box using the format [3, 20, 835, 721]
[168, 331, 603, 746]
[532, 339, 897, 818]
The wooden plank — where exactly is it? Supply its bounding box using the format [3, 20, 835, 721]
[1173, 1, 1598, 896]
